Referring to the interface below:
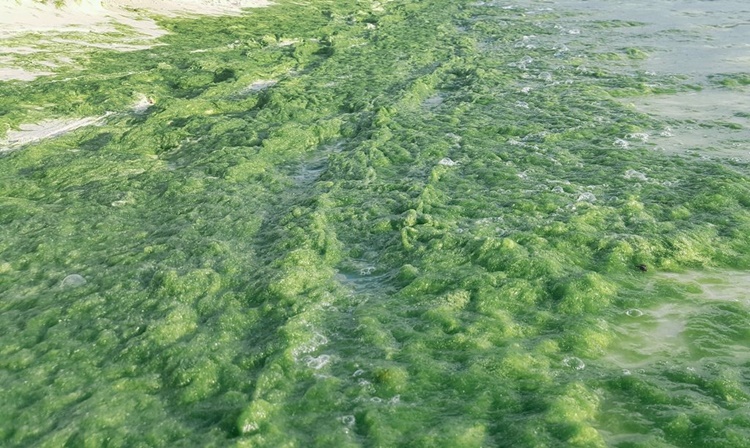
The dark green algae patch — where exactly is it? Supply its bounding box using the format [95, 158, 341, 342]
[2, 1, 750, 447]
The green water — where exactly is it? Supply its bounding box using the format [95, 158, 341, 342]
[2, 0, 750, 446]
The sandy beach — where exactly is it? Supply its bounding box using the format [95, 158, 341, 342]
[0, 0, 271, 81]
[0, 0, 271, 148]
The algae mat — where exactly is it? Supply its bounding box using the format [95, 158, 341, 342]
[2, 0, 750, 446]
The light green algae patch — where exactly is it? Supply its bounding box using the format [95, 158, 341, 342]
[2, 1, 750, 447]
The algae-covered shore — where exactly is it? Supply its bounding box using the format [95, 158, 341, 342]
[2, 0, 750, 446]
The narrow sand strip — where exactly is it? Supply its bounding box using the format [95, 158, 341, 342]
[1, 114, 112, 153]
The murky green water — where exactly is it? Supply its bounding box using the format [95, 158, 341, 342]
[2, 0, 750, 446]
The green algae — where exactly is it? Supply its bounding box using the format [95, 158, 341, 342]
[2, 0, 750, 447]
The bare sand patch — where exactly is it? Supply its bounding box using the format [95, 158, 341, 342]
[132, 93, 154, 114]
[245, 79, 278, 92]
[0, 0, 271, 81]
[108, 0, 272, 17]
[1, 114, 112, 153]
[0, 0, 271, 36]
[0, 66, 53, 82]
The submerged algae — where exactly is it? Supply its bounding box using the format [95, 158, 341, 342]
[2, 0, 750, 447]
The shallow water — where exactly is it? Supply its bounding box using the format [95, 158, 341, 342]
[548, 0, 750, 159]
[2, 0, 750, 447]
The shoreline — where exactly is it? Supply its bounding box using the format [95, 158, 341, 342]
[0, 0, 271, 81]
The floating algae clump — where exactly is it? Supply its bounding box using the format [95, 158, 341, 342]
[2, 0, 750, 446]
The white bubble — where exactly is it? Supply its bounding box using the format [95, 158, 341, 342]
[624, 169, 648, 181]
[446, 132, 461, 141]
[576, 192, 596, 202]
[521, 86, 532, 94]
[389, 395, 401, 405]
[360, 266, 375, 275]
[551, 186, 565, 194]
[626, 133, 649, 142]
[515, 101, 529, 109]
[613, 138, 630, 148]
[352, 369, 365, 377]
[61, 274, 86, 288]
[340, 415, 356, 426]
[567, 29, 581, 35]
[292, 331, 328, 357]
[304, 355, 331, 370]
[370, 397, 383, 403]
[626, 308, 644, 317]
[439, 157, 458, 166]
[241, 422, 259, 434]
[622, 369, 632, 376]
[563, 356, 585, 370]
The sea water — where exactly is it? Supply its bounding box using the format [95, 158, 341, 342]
[1, 0, 750, 446]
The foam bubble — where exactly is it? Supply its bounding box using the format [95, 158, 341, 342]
[563, 356, 586, 370]
[61, 274, 86, 288]
[352, 369, 365, 377]
[445, 132, 462, 144]
[613, 138, 630, 148]
[626, 308, 644, 317]
[360, 266, 375, 275]
[292, 331, 328, 357]
[624, 170, 648, 181]
[626, 132, 649, 142]
[340, 415, 355, 426]
[576, 192, 596, 202]
[516, 101, 529, 109]
[304, 355, 331, 370]
[111, 199, 133, 207]
[439, 157, 458, 166]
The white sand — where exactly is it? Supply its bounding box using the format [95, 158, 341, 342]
[0, 0, 271, 35]
[132, 93, 154, 114]
[108, 0, 272, 17]
[0, 0, 271, 81]
[0, 0, 272, 148]
[1, 114, 112, 153]
[245, 79, 278, 92]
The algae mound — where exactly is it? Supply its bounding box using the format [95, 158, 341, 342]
[2, 0, 750, 446]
